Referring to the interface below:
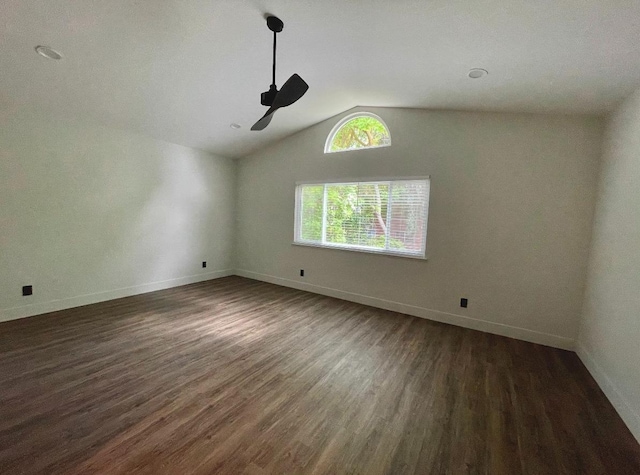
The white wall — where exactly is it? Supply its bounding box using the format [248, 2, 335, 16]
[0, 113, 236, 322]
[236, 107, 603, 349]
[578, 89, 640, 442]
[5, 103, 636, 438]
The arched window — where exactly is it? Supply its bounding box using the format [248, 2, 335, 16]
[324, 112, 391, 154]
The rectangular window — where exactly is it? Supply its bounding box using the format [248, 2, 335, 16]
[294, 178, 430, 258]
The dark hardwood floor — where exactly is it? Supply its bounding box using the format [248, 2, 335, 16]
[0, 276, 638, 474]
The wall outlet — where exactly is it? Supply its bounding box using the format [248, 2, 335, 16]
[460, 298, 468, 308]
[22, 285, 33, 296]
[300, 269, 304, 277]
[202, 261, 207, 268]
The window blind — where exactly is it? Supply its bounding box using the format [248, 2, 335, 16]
[295, 179, 430, 258]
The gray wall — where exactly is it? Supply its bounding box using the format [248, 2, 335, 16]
[0, 113, 236, 322]
[578, 89, 640, 442]
[236, 107, 603, 349]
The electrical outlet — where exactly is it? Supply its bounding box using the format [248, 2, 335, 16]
[22, 285, 33, 296]
[460, 298, 468, 308]
[300, 269, 304, 277]
[202, 261, 207, 268]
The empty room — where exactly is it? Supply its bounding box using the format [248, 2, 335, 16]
[1, 1, 640, 474]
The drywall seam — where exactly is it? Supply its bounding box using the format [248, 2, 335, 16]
[576, 342, 640, 443]
[235, 269, 575, 350]
[0, 269, 234, 323]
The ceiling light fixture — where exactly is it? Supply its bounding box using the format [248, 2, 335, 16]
[35, 45, 63, 60]
[230, 123, 242, 130]
[468, 68, 488, 79]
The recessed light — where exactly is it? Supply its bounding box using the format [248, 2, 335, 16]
[35, 45, 63, 60]
[230, 123, 242, 130]
[468, 68, 488, 79]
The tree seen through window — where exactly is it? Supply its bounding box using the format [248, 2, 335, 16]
[297, 180, 429, 257]
[325, 113, 391, 153]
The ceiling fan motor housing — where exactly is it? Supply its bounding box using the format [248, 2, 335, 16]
[261, 84, 278, 106]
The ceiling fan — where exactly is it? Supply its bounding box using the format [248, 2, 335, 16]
[251, 15, 309, 131]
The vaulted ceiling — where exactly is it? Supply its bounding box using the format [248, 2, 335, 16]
[2, 0, 640, 158]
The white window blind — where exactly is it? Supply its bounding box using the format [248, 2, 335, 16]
[295, 179, 430, 258]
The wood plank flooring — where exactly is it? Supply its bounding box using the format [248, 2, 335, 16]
[0, 276, 638, 474]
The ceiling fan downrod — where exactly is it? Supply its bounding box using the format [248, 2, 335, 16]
[260, 16, 284, 107]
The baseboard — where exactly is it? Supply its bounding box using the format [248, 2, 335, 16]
[576, 342, 640, 443]
[0, 269, 234, 323]
[235, 269, 575, 351]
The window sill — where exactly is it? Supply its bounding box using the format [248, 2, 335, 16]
[324, 143, 391, 154]
[292, 241, 427, 260]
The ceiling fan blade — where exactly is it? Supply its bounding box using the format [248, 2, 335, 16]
[250, 107, 277, 131]
[250, 75, 307, 131]
[273, 74, 309, 108]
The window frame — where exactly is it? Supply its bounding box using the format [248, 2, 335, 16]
[293, 177, 430, 260]
[324, 112, 392, 154]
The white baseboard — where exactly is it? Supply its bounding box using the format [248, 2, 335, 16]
[576, 342, 640, 443]
[0, 269, 234, 323]
[235, 269, 575, 351]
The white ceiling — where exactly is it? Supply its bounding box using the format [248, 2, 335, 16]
[2, 0, 640, 158]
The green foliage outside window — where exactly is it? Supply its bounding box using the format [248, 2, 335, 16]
[297, 179, 429, 257]
[300, 183, 406, 250]
[300, 185, 323, 241]
[328, 115, 391, 153]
